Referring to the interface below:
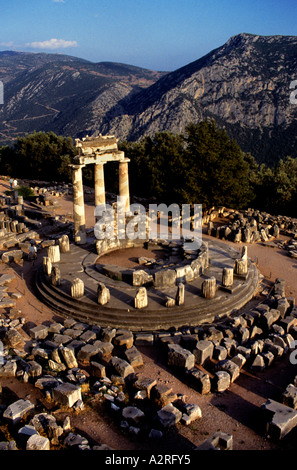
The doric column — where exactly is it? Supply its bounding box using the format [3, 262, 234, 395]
[71, 164, 86, 245]
[94, 162, 106, 207]
[119, 158, 130, 212]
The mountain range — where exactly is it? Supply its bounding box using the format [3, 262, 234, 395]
[1, 33, 297, 164]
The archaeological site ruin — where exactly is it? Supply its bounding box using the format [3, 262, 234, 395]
[1, 134, 297, 452]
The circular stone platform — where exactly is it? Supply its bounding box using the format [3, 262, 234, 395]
[35, 238, 259, 332]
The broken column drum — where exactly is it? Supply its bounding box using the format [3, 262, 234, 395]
[202, 277, 216, 299]
[222, 267, 234, 287]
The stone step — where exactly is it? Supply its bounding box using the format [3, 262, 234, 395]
[34, 261, 259, 332]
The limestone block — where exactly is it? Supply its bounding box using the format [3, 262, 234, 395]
[58, 235, 70, 253]
[175, 283, 185, 306]
[28, 360, 43, 378]
[0, 361, 17, 377]
[51, 266, 61, 287]
[217, 359, 240, 383]
[157, 404, 182, 428]
[71, 278, 84, 298]
[4, 328, 25, 348]
[196, 432, 233, 450]
[134, 287, 148, 309]
[261, 398, 297, 439]
[185, 368, 211, 394]
[213, 371, 231, 392]
[250, 354, 265, 372]
[90, 361, 106, 378]
[230, 353, 246, 369]
[282, 384, 297, 409]
[110, 356, 134, 378]
[60, 346, 78, 369]
[97, 282, 110, 305]
[122, 406, 145, 424]
[132, 270, 153, 287]
[113, 331, 134, 349]
[193, 340, 214, 365]
[43, 256, 52, 276]
[222, 267, 234, 287]
[26, 434, 50, 450]
[3, 399, 35, 424]
[234, 258, 247, 276]
[154, 269, 176, 287]
[134, 377, 157, 399]
[201, 277, 216, 299]
[181, 404, 202, 425]
[165, 296, 175, 307]
[47, 245, 60, 263]
[77, 344, 101, 364]
[167, 344, 195, 370]
[52, 383, 82, 408]
[29, 325, 49, 340]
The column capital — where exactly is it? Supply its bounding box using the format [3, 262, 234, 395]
[69, 163, 86, 170]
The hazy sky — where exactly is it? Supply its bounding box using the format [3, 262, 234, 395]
[1, 0, 297, 71]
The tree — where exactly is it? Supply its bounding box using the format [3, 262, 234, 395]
[183, 120, 253, 209]
[0, 131, 77, 181]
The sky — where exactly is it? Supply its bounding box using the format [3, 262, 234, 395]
[1, 0, 297, 71]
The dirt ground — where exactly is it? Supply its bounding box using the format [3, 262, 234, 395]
[1, 178, 297, 452]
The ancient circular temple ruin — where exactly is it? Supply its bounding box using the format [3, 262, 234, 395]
[36, 135, 259, 332]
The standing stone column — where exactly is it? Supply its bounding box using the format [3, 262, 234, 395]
[119, 159, 130, 213]
[94, 162, 106, 207]
[202, 277, 216, 299]
[71, 164, 86, 245]
[222, 267, 234, 287]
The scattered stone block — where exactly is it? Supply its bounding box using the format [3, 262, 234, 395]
[134, 377, 157, 399]
[217, 359, 240, 383]
[3, 399, 35, 424]
[60, 346, 78, 369]
[124, 346, 143, 368]
[196, 432, 233, 450]
[193, 340, 214, 365]
[167, 344, 195, 370]
[261, 398, 297, 439]
[90, 361, 106, 378]
[26, 434, 50, 450]
[282, 384, 297, 409]
[77, 344, 101, 364]
[134, 333, 154, 346]
[230, 353, 246, 369]
[157, 404, 182, 428]
[213, 371, 231, 392]
[122, 406, 145, 424]
[29, 325, 49, 340]
[185, 368, 211, 394]
[250, 354, 265, 372]
[3, 328, 25, 348]
[0, 361, 17, 377]
[110, 356, 134, 378]
[181, 404, 202, 425]
[52, 383, 82, 408]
